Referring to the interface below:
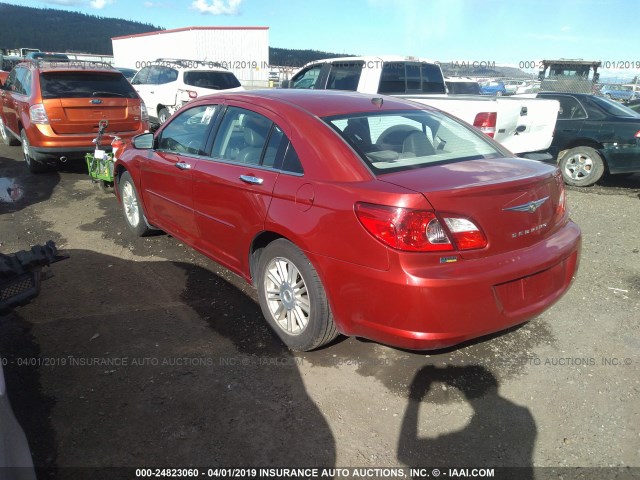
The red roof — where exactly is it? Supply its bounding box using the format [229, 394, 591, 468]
[198, 89, 430, 118]
[112, 26, 268, 41]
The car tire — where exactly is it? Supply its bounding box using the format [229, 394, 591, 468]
[559, 146, 605, 187]
[256, 239, 338, 351]
[158, 107, 170, 125]
[21, 129, 48, 173]
[0, 116, 19, 146]
[118, 171, 151, 236]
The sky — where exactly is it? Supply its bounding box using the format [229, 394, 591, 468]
[4, 0, 640, 77]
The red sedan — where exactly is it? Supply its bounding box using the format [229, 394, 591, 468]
[113, 89, 581, 351]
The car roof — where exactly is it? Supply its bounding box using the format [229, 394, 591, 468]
[538, 92, 594, 98]
[148, 58, 232, 72]
[197, 89, 432, 117]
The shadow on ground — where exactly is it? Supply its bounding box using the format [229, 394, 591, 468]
[0, 249, 335, 477]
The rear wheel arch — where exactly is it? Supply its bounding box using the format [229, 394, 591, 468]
[249, 231, 287, 284]
[114, 164, 127, 191]
[254, 237, 339, 351]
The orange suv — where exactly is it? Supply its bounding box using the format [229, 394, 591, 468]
[0, 60, 149, 172]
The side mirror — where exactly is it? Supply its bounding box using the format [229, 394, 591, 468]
[280, 79, 290, 89]
[132, 132, 154, 150]
[537, 71, 544, 81]
[594, 73, 600, 83]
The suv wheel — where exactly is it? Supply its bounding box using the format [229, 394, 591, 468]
[21, 130, 48, 173]
[0, 117, 19, 146]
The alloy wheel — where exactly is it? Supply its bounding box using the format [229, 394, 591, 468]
[263, 257, 310, 335]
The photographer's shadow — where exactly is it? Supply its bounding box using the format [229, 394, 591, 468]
[398, 365, 536, 478]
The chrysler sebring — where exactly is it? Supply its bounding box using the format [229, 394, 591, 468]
[113, 89, 581, 351]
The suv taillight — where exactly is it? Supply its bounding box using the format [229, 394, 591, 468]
[355, 203, 487, 252]
[111, 136, 124, 159]
[473, 112, 497, 138]
[29, 104, 49, 124]
[140, 102, 149, 123]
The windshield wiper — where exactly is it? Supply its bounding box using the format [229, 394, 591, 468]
[92, 91, 126, 97]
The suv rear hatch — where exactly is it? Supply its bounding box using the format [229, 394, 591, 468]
[378, 157, 566, 259]
[40, 71, 144, 134]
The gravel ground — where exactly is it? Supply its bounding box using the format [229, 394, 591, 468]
[0, 144, 639, 480]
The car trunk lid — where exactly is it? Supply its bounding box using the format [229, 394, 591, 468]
[378, 158, 565, 259]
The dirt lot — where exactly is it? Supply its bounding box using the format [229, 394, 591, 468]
[0, 144, 639, 480]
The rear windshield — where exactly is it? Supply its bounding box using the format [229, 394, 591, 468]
[589, 95, 640, 118]
[378, 62, 446, 95]
[325, 109, 503, 174]
[40, 72, 138, 99]
[183, 71, 241, 90]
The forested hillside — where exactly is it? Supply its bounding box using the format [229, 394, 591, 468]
[0, 2, 162, 54]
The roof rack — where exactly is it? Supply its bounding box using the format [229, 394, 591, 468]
[154, 58, 226, 69]
[34, 59, 115, 70]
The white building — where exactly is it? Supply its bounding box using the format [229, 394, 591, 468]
[112, 26, 269, 87]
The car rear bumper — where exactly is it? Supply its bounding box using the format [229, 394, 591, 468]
[314, 220, 581, 351]
[25, 124, 148, 162]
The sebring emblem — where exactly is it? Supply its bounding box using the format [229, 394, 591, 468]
[503, 196, 549, 213]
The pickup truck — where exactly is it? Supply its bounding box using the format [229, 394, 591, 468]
[282, 56, 559, 158]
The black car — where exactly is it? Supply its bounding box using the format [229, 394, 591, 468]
[537, 92, 640, 186]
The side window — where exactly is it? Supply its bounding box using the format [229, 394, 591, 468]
[378, 62, 445, 94]
[378, 62, 406, 94]
[13, 68, 27, 95]
[326, 62, 363, 91]
[421, 63, 446, 94]
[211, 107, 272, 165]
[4, 69, 18, 90]
[262, 125, 285, 168]
[146, 66, 161, 85]
[157, 66, 177, 84]
[552, 96, 587, 120]
[21, 70, 32, 96]
[291, 64, 322, 89]
[131, 66, 150, 85]
[209, 107, 300, 172]
[281, 144, 303, 174]
[405, 63, 421, 91]
[157, 104, 218, 155]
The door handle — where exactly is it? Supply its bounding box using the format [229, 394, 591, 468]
[175, 161, 191, 170]
[239, 175, 264, 185]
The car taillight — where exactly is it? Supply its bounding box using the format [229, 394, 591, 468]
[29, 104, 49, 124]
[473, 112, 497, 138]
[635, 130, 640, 138]
[355, 203, 487, 252]
[140, 102, 149, 123]
[443, 217, 488, 250]
[188, 90, 197, 99]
